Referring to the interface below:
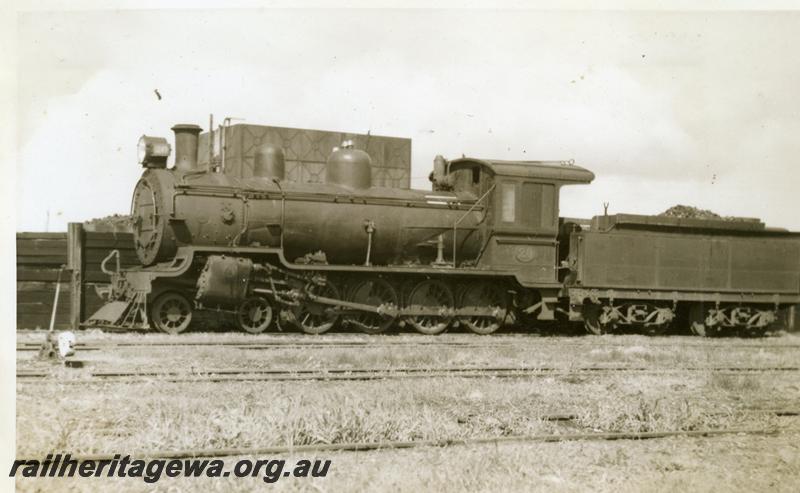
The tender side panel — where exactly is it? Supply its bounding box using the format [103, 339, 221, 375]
[729, 238, 799, 291]
[574, 230, 800, 294]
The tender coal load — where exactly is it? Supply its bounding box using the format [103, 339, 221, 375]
[660, 205, 749, 222]
[660, 205, 723, 219]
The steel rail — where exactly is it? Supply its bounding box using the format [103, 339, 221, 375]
[17, 371, 800, 385]
[16, 365, 800, 384]
[17, 364, 800, 377]
[16, 340, 800, 351]
[16, 329, 799, 342]
[15, 427, 794, 462]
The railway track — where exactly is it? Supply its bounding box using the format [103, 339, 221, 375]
[16, 364, 800, 384]
[16, 425, 798, 462]
[16, 338, 800, 352]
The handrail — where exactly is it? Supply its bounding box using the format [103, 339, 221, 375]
[232, 197, 249, 247]
[272, 178, 286, 250]
[100, 250, 121, 276]
[452, 184, 495, 267]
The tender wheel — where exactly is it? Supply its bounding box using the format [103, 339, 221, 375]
[151, 292, 193, 334]
[291, 281, 341, 335]
[582, 303, 614, 335]
[345, 279, 398, 334]
[403, 280, 454, 335]
[458, 283, 506, 335]
[689, 304, 717, 337]
[236, 297, 273, 334]
[643, 323, 670, 336]
[738, 326, 768, 338]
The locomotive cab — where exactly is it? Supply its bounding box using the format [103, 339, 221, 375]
[446, 158, 594, 286]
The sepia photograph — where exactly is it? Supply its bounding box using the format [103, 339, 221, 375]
[3, 1, 799, 491]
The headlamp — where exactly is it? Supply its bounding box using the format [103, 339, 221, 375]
[137, 135, 171, 168]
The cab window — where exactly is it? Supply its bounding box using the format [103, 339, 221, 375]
[501, 183, 516, 222]
[497, 181, 557, 232]
[521, 182, 556, 230]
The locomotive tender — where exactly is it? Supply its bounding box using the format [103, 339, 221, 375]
[87, 122, 800, 336]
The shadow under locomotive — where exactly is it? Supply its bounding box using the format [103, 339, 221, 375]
[86, 122, 800, 337]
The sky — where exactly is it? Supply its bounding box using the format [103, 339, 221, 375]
[13, 7, 800, 231]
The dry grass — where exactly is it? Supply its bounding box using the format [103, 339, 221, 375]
[16, 371, 798, 458]
[14, 431, 800, 493]
[15, 332, 800, 492]
[709, 373, 763, 393]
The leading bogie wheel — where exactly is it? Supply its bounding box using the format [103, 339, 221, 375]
[236, 297, 274, 334]
[151, 292, 193, 334]
[403, 280, 454, 335]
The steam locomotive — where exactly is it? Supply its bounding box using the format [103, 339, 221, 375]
[87, 123, 800, 336]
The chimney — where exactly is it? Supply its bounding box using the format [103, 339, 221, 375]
[171, 124, 202, 171]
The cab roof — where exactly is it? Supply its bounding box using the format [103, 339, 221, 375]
[448, 157, 595, 184]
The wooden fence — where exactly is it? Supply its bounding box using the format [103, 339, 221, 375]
[17, 232, 71, 329]
[16, 224, 137, 330]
